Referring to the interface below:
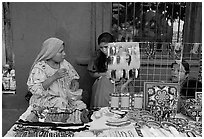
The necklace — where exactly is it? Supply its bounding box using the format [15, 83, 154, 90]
[46, 60, 60, 69]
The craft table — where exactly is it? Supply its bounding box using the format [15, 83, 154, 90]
[4, 106, 202, 137]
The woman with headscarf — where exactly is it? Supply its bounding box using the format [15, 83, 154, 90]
[170, 60, 202, 99]
[27, 37, 86, 111]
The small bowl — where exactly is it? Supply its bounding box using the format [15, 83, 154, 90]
[147, 121, 161, 128]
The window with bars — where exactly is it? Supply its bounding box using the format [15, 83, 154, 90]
[2, 2, 16, 93]
[110, 2, 202, 99]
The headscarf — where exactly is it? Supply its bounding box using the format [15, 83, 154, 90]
[30, 37, 64, 71]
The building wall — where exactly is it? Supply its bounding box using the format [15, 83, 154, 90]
[2, 2, 112, 109]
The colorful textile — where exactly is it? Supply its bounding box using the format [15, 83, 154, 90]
[180, 98, 202, 121]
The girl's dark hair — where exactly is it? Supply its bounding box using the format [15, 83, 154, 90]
[95, 32, 114, 72]
[97, 32, 114, 45]
[171, 60, 190, 74]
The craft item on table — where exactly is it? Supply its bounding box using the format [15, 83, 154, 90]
[25, 110, 39, 122]
[45, 109, 82, 124]
[15, 119, 84, 128]
[91, 130, 106, 136]
[158, 128, 174, 137]
[195, 92, 202, 103]
[116, 55, 120, 64]
[180, 98, 202, 121]
[120, 93, 131, 111]
[27, 106, 92, 124]
[188, 121, 202, 129]
[93, 109, 114, 119]
[106, 117, 131, 127]
[149, 127, 168, 137]
[161, 121, 178, 132]
[186, 121, 202, 137]
[80, 109, 93, 123]
[156, 128, 171, 137]
[140, 125, 156, 137]
[185, 130, 197, 137]
[168, 126, 184, 137]
[161, 105, 172, 120]
[141, 115, 156, 122]
[132, 93, 143, 109]
[106, 120, 131, 127]
[185, 129, 201, 137]
[12, 125, 74, 137]
[150, 105, 163, 121]
[93, 111, 103, 119]
[74, 131, 96, 137]
[109, 93, 120, 110]
[109, 109, 127, 117]
[126, 69, 129, 79]
[134, 127, 143, 137]
[168, 118, 188, 129]
[97, 125, 139, 137]
[110, 70, 116, 79]
[50, 125, 90, 132]
[139, 110, 151, 115]
[146, 121, 161, 129]
[136, 120, 146, 128]
[193, 127, 202, 137]
[134, 123, 143, 137]
[109, 93, 132, 111]
[107, 42, 140, 81]
[126, 109, 141, 121]
[144, 82, 179, 119]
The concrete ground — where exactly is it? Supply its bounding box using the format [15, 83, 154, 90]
[2, 108, 26, 137]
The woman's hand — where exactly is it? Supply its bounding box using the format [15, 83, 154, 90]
[53, 68, 68, 80]
[42, 68, 68, 90]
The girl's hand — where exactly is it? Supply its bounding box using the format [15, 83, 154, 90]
[53, 68, 68, 80]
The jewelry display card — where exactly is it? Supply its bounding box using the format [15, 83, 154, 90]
[107, 42, 140, 81]
[109, 93, 132, 111]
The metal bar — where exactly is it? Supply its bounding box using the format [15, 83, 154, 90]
[164, 2, 167, 41]
[156, 2, 159, 41]
[117, 2, 120, 42]
[125, 2, 128, 41]
[171, 3, 174, 42]
[102, 3, 104, 32]
[140, 2, 143, 41]
[177, 3, 182, 42]
[133, 3, 136, 39]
